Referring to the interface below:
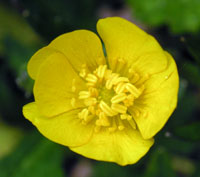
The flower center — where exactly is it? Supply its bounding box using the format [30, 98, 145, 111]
[73, 65, 145, 133]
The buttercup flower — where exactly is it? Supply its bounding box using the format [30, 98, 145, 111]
[23, 17, 179, 166]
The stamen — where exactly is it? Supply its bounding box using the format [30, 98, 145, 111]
[111, 93, 127, 104]
[78, 108, 89, 120]
[118, 119, 125, 130]
[89, 87, 98, 97]
[86, 74, 98, 83]
[111, 103, 127, 114]
[79, 68, 87, 78]
[84, 97, 97, 106]
[72, 86, 76, 92]
[71, 79, 76, 92]
[131, 73, 140, 83]
[128, 107, 140, 117]
[71, 98, 76, 107]
[115, 82, 126, 94]
[120, 114, 132, 120]
[123, 94, 134, 107]
[125, 83, 140, 98]
[77, 64, 145, 133]
[88, 105, 96, 114]
[79, 91, 91, 99]
[97, 65, 107, 78]
[99, 101, 117, 116]
[128, 119, 136, 129]
[108, 119, 117, 132]
[84, 115, 94, 123]
[135, 74, 149, 85]
[104, 70, 112, 80]
[99, 112, 110, 126]
[105, 73, 119, 90]
[113, 77, 129, 85]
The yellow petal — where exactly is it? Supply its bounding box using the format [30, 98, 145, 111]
[70, 128, 154, 166]
[49, 30, 106, 72]
[34, 52, 86, 117]
[132, 52, 179, 139]
[28, 47, 55, 80]
[23, 102, 94, 147]
[97, 17, 167, 75]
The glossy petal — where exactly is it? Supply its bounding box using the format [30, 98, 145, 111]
[132, 52, 179, 139]
[49, 30, 106, 72]
[97, 17, 167, 75]
[28, 47, 56, 80]
[70, 128, 154, 166]
[34, 52, 86, 117]
[23, 102, 94, 147]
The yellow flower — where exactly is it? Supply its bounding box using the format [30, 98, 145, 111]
[22, 17, 179, 166]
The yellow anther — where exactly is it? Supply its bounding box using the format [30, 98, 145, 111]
[125, 83, 140, 98]
[136, 74, 149, 85]
[111, 93, 127, 104]
[86, 82, 96, 87]
[95, 108, 101, 116]
[71, 98, 76, 107]
[86, 74, 98, 83]
[105, 73, 119, 90]
[115, 82, 126, 94]
[128, 119, 136, 129]
[123, 94, 134, 107]
[108, 119, 117, 132]
[104, 70, 112, 80]
[111, 103, 127, 114]
[139, 84, 145, 93]
[95, 119, 101, 126]
[71, 79, 76, 92]
[84, 97, 97, 106]
[72, 86, 76, 92]
[88, 105, 96, 114]
[97, 65, 107, 78]
[99, 101, 117, 116]
[79, 91, 91, 99]
[120, 114, 132, 120]
[79, 68, 87, 78]
[118, 119, 125, 131]
[89, 87, 98, 97]
[130, 72, 140, 83]
[77, 64, 145, 132]
[84, 115, 94, 123]
[99, 112, 110, 126]
[113, 77, 129, 85]
[78, 108, 89, 120]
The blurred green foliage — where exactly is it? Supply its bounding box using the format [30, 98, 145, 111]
[0, 0, 200, 177]
[0, 131, 66, 177]
[127, 0, 200, 33]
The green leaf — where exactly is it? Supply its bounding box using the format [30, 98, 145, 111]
[3, 37, 34, 95]
[180, 61, 200, 87]
[174, 122, 200, 141]
[0, 3, 43, 55]
[91, 162, 132, 177]
[182, 35, 200, 66]
[0, 120, 23, 159]
[18, 0, 98, 41]
[0, 131, 65, 177]
[144, 147, 176, 177]
[127, 0, 200, 34]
